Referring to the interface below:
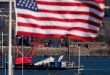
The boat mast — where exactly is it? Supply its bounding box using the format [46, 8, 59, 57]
[68, 38, 70, 63]
[78, 45, 81, 75]
[21, 36, 24, 75]
[8, 0, 13, 75]
[1, 32, 4, 68]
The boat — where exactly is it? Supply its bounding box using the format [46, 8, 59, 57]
[14, 55, 82, 70]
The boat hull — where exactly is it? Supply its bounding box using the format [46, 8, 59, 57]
[13, 64, 79, 70]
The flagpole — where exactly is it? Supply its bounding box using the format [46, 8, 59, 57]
[8, 0, 12, 75]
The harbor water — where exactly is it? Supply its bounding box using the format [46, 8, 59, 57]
[0, 56, 110, 75]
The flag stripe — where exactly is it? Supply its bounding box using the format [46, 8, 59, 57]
[36, 0, 104, 4]
[37, 5, 103, 16]
[37, 1, 104, 12]
[38, 9, 103, 20]
[17, 8, 103, 20]
[16, 31, 97, 41]
[17, 22, 98, 33]
[17, 18, 99, 30]
[17, 14, 100, 27]
[16, 26, 97, 37]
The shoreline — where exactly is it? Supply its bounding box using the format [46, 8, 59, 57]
[0, 46, 110, 57]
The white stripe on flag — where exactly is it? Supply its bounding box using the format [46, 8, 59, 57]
[18, 17, 99, 31]
[17, 26, 97, 37]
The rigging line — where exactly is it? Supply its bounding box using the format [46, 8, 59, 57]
[21, 36, 24, 75]
[29, 37, 43, 58]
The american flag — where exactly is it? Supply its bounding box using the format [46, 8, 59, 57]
[15, 0, 104, 41]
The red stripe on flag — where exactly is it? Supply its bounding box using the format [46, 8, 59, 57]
[39, 9, 103, 20]
[18, 22, 98, 33]
[37, 1, 104, 12]
[17, 14, 100, 27]
[17, 31, 97, 41]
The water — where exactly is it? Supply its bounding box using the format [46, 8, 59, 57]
[1, 56, 110, 75]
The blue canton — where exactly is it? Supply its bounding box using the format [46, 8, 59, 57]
[16, 0, 38, 11]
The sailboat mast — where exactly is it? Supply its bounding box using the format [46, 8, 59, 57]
[78, 45, 81, 75]
[1, 32, 4, 68]
[8, 0, 13, 75]
[68, 38, 70, 62]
